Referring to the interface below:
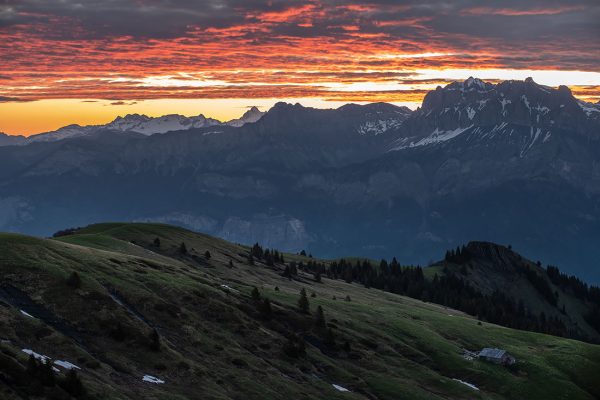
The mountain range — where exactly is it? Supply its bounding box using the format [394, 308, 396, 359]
[0, 106, 266, 145]
[1, 77, 599, 283]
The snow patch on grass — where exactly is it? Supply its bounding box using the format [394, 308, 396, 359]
[20, 310, 35, 318]
[143, 375, 165, 384]
[54, 360, 81, 370]
[22, 349, 50, 362]
[332, 383, 350, 392]
[453, 378, 479, 391]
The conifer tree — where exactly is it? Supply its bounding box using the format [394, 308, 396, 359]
[315, 305, 326, 329]
[298, 288, 310, 313]
[179, 242, 187, 254]
[259, 298, 272, 320]
[251, 286, 261, 302]
[60, 369, 85, 397]
[149, 328, 161, 351]
[153, 237, 161, 248]
[324, 327, 336, 347]
[204, 250, 211, 259]
[66, 271, 81, 289]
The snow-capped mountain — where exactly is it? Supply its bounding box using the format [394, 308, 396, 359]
[27, 124, 98, 143]
[0, 132, 26, 146]
[226, 106, 266, 127]
[105, 113, 222, 135]
[389, 77, 597, 151]
[21, 108, 266, 145]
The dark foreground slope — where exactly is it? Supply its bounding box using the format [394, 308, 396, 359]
[0, 223, 599, 400]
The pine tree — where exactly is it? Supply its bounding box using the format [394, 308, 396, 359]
[259, 298, 272, 320]
[26, 354, 38, 376]
[66, 271, 81, 289]
[204, 250, 211, 259]
[149, 328, 160, 351]
[298, 288, 310, 313]
[179, 242, 187, 254]
[153, 237, 161, 248]
[248, 254, 255, 265]
[324, 327, 336, 347]
[251, 286, 261, 302]
[228, 259, 234, 268]
[60, 369, 85, 397]
[315, 305, 326, 329]
[342, 340, 351, 352]
[314, 272, 322, 283]
[40, 359, 55, 386]
[283, 335, 305, 358]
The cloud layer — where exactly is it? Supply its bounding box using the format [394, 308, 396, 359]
[1, 0, 599, 111]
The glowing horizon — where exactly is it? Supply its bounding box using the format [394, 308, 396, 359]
[1, 1, 599, 135]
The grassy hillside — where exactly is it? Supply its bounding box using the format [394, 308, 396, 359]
[0, 223, 599, 399]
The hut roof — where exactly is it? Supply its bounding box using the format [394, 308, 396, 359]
[479, 348, 507, 359]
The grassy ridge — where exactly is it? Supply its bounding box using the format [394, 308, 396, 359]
[0, 223, 598, 399]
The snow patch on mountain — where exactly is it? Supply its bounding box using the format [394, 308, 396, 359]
[28, 125, 96, 142]
[21, 107, 265, 144]
[578, 100, 600, 116]
[106, 113, 221, 135]
[358, 118, 403, 135]
[226, 106, 265, 127]
[390, 125, 473, 151]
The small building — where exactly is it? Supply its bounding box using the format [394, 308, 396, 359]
[478, 348, 516, 365]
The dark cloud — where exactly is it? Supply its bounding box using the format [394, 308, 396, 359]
[0, 96, 29, 102]
[0, 0, 598, 106]
[108, 100, 137, 106]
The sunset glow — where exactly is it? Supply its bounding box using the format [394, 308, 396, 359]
[1, 0, 599, 135]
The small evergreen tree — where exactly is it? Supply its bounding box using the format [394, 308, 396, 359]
[251, 286, 261, 302]
[26, 354, 38, 376]
[153, 237, 161, 248]
[40, 359, 55, 386]
[149, 328, 160, 351]
[179, 242, 188, 254]
[342, 340, 351, 352]
[228, 259, 234, 268]
[204, 250, 211, 260]
[283, 335, 306, 358]
[314, 272, 322, 283]
[315, 305, 326, 329]
[60, 369, 85, 397]
[298, 288, 310, 313]
[259, 298, 272, 320]
[324, 327, 336, 347]
[66, 271, 81, 289]
[248, 254, 255, 265]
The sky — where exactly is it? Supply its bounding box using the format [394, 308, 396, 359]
[1, 0, 599, 136]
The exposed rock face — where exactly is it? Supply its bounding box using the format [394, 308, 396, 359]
[218, 215, 311, 251]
